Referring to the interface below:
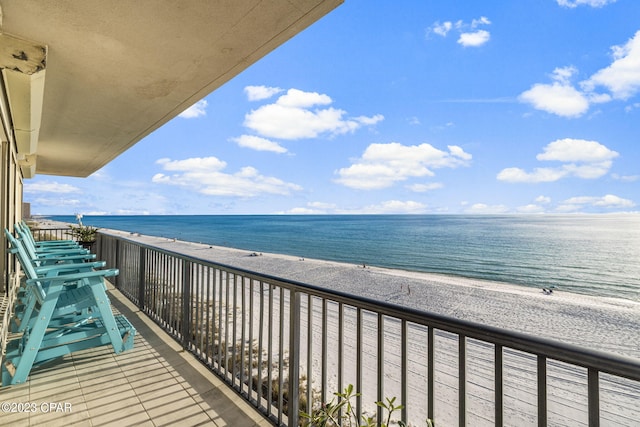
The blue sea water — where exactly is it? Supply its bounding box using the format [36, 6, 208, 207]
[46, 214, 640, 302]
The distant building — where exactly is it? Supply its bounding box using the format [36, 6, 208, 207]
[22, 202, 30, 219]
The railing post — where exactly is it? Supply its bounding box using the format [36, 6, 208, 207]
[377, 313, 384, 426]
[538, 356, 547, 427]
[428, 326, 435, 421]
[95, 232, 102, 262]
[459, 335, 467, 427]
[588, 369, 600, 427]
[401, 320, 408, 423]
[182, 259, 192, 350]
[288, 289, 301, 427]
[495, 344, 504, 426]
[138, 246, 146, 310]
[356, 307, 363, 420]
[321, 299, 327, 405]
[114, 238, 120, 288]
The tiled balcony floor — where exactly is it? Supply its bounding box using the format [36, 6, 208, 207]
[0, 283, 272, 426]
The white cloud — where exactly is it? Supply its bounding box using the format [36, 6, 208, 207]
[336, 163, 407, 190]
[245, 105, 352, 139]
[284, 201, 337, 214]
[555, 203, 582, 213]
[586, 92, 613, 104]
[114, 209, 151, 215]
[519, 67, 589, 117]
[625, 102, 640, 112]
[535, 195, 552, 204]
[519, 83, 589, 117]
[285, 200, 427, 215]
[497, 138, 618, 183]
[308, 201, 338, 210]
[244, 85, 283, 101]
[593, 194, 636, 207]
[432, 21, 453, 37]
[465, 203, 510, 214]
[428, 17, 491, 47]
[286, 207, 322, 214]
[178, 100, 208, 119]
[244, 88, 383, 140]
[471, 17, 491, 27]
[407, 182, 444, 192]
[448, 145, 472, 160]
[552, 66, 577, 85]
[353, 114, 385, 125]
[558, 194, 635, 211]
[537, 138, 618, 162]
[275, 88, 332, 108]
[583, 31, 640, 100]
[359, 200, 428, 214]
[458, 30, 490, 47]
[612, 173, 640, 182]
[567, 162, 616, 179]
[335, 142, 471, 190]
[156, 157, 226, 172]
[230, 135, 287, 153]
[152, 156, 301, 197]
[521, 32, 640, 116]
[31, 197, 81, 207]
[497, 167, 568, 183]
[557, 0, 617, 8]
[24, 181, 81, 193]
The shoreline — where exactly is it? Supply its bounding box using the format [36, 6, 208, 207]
[34, 217, 640, 303]
[34, 220, 640, 360]
[34, 219, 639, 302]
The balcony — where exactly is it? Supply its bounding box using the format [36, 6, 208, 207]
[0, 278, 270, 426]
[2, 227, 639, 426]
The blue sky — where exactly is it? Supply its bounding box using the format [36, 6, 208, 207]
[26, 0, 640, 215]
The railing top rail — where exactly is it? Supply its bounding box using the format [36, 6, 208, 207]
[29, 227, 69, 230]
[29, 227, 71, 233]
[99, 230, 640, 382]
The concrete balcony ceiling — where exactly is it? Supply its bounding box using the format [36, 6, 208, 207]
[0, 0, 342, 177]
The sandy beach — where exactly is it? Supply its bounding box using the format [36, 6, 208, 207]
[34, 221, 640, 425]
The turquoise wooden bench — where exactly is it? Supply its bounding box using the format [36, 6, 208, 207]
[4, 229, 101, 311]
[5, 228, 113, 327]
[8, 238, 107, 333]
[2, 229, 136, 386]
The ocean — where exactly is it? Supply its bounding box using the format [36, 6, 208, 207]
[46, 214, 640, 302]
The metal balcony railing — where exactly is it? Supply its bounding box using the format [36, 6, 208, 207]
[29, 227, 76, 242]
[94, 231, 640, 427]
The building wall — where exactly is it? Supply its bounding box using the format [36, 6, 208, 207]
[0, 76, 24, 367]
[0, 77, 24, 295]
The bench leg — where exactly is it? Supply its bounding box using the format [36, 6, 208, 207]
[85, 277, 131, 354]
[4, 283, 63, 385]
